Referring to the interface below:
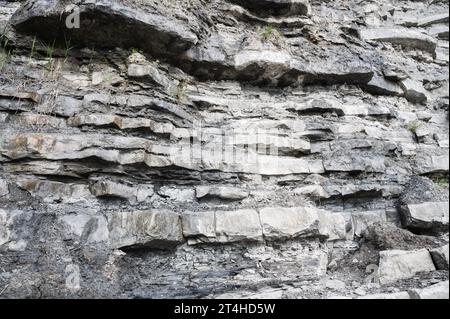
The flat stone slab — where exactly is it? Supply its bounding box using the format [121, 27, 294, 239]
[417, 13, 449, 27]
[195, 186, 249, 201]
[409, 281, 449, 299]
[259, 206, 326, 240]
[182, 209, 263, 244]
[401, 201, 449, 234]
[108, 211, 184, 250]
[378, 249, 436, 285]
[360, 28, 437, 55]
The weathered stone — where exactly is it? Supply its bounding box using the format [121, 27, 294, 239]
[2, 0, 449, 300]
[416, 154, 449, 175]
[16, 178, 93, 204]
[324, 156, 386, 173]
[0, 209, 11, 247]
[0, 209, 32, 252]
[259, 207, 327, 240]
[11, 0, 199, 58]
[429, 24, 449, 40]
[127, 52, 175, 92]
[378, 249, 436, 285]
[360, 28, 437, 55]
[181, 210, 263, 244]
[196, 185, 249, 201]
[229, 0, 312, 17]
[417, 13, 449, 27]
[352, 210, 387, 237]
[358, 292, 411, 300]
[215, 209, 263, 243]
[0, 178, 9, 197]
[400, 79, 429, 104]
[294, 185, 330, 199]
[181, 212, 216, 243]
[430, 245, 449, 270]
[90, 180, 154, 204]
[401, 202, 449, 234]
[234, 49, 292, 84]
[157, 187, 196, 202]
[60, 214, 109, 244]
[291, 54, 374, 86]
[409, 281, 449, 299]
[108, 211, 184, 250]
[363, 73, 404, 96]
[320, 212, 348, 241]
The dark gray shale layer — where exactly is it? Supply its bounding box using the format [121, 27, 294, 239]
[0, 0, 449, 299]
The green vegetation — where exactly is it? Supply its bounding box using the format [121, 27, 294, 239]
[435, 177, 449, 189]
[407, 121, 422, 134]
[260, 25, 283, 43]
[63, 38, 74, 64]
[42, 39, 56, 73]
[176, 80, 188, 104]
[28, 36, 37, 64]
[130, 47, 143, 55]
[0, 27, 12, 71]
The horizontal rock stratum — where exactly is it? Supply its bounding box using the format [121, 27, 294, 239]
[0, 0, 448, 299]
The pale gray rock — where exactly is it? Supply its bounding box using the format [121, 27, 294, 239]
[259, 207, 326, 240]
[108, 211, 184, 250]
[215, 209, 263, 243]
[181, 212, 216, 244]
[16, 178, 94, 204]
[0, 178, 8, 197]
[0, 209, 32, 252]
[60, 214, 109, 244]
[1, 0, 449, 300]
[378, 249, 436, 285]
[414, 154, 450, 175]
[127, 53, 176, 93]
[359, 28, 437, 55]
[0, 209, 11, 247]
[409, 281, 450, 299]
[196, 185, 249, 201]
[400, 79, 429, 104]
[417, 13, 449, 27]
[352, 210, 387, 237]
[401, 202, 449, 234]
[90, 180, 154, 204]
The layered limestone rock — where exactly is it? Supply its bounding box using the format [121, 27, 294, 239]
[0, 0, 448, 299]
[378, 249, 437, 285]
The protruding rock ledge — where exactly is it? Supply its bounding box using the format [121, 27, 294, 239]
[400, 201, 449, 234]
[108, 211, 184, 250]
[359, 28, 437, 55]
[182, 206, 347, 245]
[228, 0, 312, 17]
[11, 0, 199, 58]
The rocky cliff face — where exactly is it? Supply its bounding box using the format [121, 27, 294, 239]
[0, 0, 449, 299]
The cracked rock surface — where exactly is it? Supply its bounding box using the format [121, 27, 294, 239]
[0, 0, 449, 299]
